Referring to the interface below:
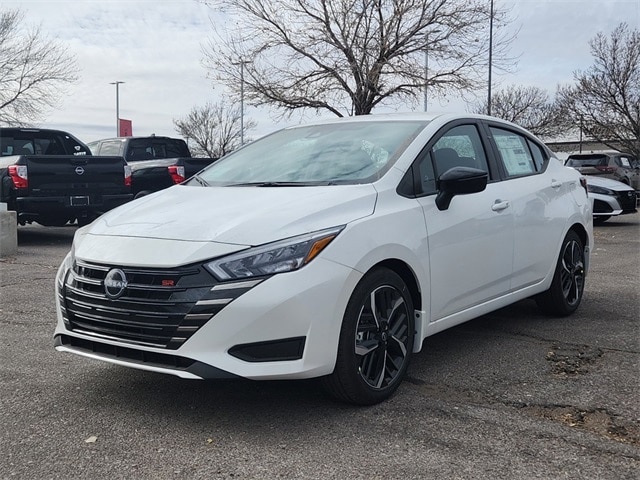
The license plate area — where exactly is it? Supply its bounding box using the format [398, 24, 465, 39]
[70, 196, 89, 206]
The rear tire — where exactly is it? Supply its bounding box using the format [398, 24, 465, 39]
[322, 267, 414, 405]
[535, 230, 585, 316]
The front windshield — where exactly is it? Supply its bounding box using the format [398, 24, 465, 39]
[193, 120, 427, 186]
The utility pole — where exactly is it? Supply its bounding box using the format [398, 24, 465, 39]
[487, 0, 494, 116]
[110, 81, 125, 136]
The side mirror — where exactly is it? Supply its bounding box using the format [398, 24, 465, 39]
[436, 167, 488, 211]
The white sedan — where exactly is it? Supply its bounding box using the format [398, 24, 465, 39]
[54, 113, 593, 405]
[586, 176, 638, 223]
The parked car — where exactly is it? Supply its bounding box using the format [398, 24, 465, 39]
[86, 136, 217, 198]
[54, 113, 593, 405]
[0, 128, 132, 226]
[565, 151, 640, 191]
[586, 176, 638, 223]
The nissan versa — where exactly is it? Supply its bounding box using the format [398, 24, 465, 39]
[54, 113, 593, 405]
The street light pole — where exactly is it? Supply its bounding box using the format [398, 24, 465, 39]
[240, 62, 245, 145]
[487, 0, 494, 116]
[423, 30, 440, 113]
[424, 49, 428, 112]
[110, 81, 125, 136]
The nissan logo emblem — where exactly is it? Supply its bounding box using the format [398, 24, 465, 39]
[104, 269, 128, 299]
[75, 166, 85, 175]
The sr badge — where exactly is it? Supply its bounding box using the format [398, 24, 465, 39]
[104, 269, 128, 299]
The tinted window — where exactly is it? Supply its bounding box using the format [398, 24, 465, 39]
[126, 138, 190, 161]
[0, 131, 89, 156]
[566, 155, 607, 167]
[618, 156, 633, 168]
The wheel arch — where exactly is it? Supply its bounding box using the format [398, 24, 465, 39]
[568, 222, 591, 275]
[569, 222, 589, 249]
[370, 258, 422, 312]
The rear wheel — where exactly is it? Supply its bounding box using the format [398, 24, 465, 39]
[535, 230, 585, 316]
[322, 267, 414, 405]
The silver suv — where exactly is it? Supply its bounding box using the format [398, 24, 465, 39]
[566, 152, 639, 191]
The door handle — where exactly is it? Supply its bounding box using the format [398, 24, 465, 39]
[551, 180, 562, 189]
[492, 200, 510, 212]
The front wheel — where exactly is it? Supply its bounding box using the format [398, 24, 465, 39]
[322, 267, 414, 405]
[535, 230, 586, 316]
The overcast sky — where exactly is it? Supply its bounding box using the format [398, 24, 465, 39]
[4, 0, 639, 143]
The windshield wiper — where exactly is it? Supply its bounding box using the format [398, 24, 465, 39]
[226, 181, 321, 187]
[192, 175, 209, 187]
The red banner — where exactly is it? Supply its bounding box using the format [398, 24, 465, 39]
[119, 118, 133, 137]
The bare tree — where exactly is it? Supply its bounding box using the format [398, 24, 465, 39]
[0, 9, 78, 126]
[202, 0, 516, 117]
[558, 23, 640, 158]
[173, 100, 256, 158]
[473, 85, 565, 139]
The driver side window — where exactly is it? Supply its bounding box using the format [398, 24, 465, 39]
[413, 124, 488, 196]
[431, 125, 489, 176]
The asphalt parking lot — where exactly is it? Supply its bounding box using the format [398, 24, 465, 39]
[1, 216, 638, 479]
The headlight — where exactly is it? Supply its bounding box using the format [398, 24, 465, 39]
[587, 184, 614, 195]
[204, 226, 344, 280]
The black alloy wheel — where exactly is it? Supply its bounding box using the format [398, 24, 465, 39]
[322, 267, 414, 405]
[559, 235, 585, 307]
[536, 230, 586, 316]
[355, 284, 411, 389]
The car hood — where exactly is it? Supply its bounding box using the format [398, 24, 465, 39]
[88, 184, 377, 245]
[586, 176, 634, 191]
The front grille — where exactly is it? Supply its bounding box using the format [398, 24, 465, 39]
[59, 260, 264, 349]
[615, 190, 638, 212]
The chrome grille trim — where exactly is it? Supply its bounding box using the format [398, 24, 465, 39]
[211, 279, 264, 290]
[196, 298, 233, 306]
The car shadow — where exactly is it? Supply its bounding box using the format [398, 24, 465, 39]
[17, 224, 76, 247]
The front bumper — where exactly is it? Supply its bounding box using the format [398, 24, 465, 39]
[54, 255, 361, 380]
[590, 191, 638, 217]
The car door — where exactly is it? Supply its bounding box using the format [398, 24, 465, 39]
[412, 121, 514, 321]
[485, 123, 570, 290]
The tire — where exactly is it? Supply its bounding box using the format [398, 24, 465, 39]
[322, 267, 414, 405]
[535, 230, 585, 316]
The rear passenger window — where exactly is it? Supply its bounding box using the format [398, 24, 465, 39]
[527, 140, 547, 171]
[490, 127, 536, 177]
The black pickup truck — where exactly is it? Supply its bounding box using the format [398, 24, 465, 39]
[86, 136, 217, 198]
[0, 128, 133, 226]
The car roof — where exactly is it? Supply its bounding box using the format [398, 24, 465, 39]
[281, 112, 531, 135]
